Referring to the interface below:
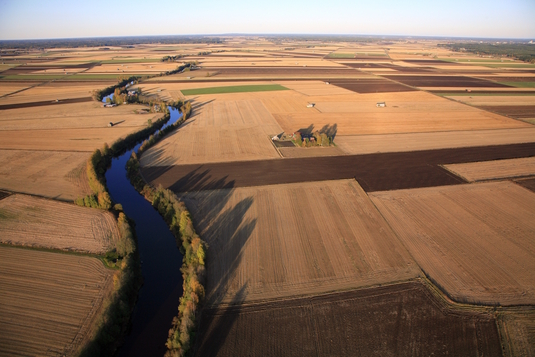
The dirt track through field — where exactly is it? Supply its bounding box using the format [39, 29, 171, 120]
[0, 97, 92, 110]
[142, 142, 535, 193]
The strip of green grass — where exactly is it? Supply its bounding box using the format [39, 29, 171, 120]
[327, 53, 355, 58]
[483, 63, 535, 68]
[436, 92, 535, 96]
[181, 84, 289, 95]
[498, 82, 535, 88]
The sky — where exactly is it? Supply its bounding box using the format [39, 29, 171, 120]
[1, 0, 534, 40]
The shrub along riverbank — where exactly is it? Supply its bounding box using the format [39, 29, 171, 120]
[126, 103, 206, 357]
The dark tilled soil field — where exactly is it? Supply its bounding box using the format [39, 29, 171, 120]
[479, 105, 535, 119]
[0, 97, 93, 110]
[329, 79, 415, 93]
[383, 75, 511, 88]
[402, 59, 458, 65]
[342, 63, 436, 73]
[0, 190, 11, 200]
[478, 76, 535, 82]
[142, 142, 535, 193]
[193, 281, 502, 357]
[515, 177, 535, 192]
[205, 67, 355, 76]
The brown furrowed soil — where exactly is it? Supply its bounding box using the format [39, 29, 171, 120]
[329, 78, 416, 93]
[479, 105, 535, 119]
[0, 149, 91, 200]
[278, 146, 346, 157]
[515, 177, 535, 193]
[383, 75, 511, 88]
[194, 281, 502, 357]
[0, 246, 114, 357]
[142, 142, 535, 193]
[370, 181, 535, 305]
[498, 310, 535, 357]
[0, 194, 119, 253]
[444, 157, 535, 182]
[179, 180, 419, 305]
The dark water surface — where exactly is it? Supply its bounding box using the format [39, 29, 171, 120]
[106, 107, 183, 357]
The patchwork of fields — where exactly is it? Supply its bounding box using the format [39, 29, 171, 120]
[2, 38, 535, 356]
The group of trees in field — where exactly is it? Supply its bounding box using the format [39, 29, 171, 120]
[440, 42, 535, 63]
[292, 124, 337, 148]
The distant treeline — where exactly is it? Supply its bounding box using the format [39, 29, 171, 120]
[440, 43, 535, 63]
[0, 36, 222, 49]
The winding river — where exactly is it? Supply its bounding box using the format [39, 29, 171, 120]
[105, 107, 184, 357]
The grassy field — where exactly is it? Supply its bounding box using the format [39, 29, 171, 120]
[0, 246, 114, 357]
[326, 52, 355, 58]
[499, 81, 535, 88]
[370, 181, 535, 305]
[0, 194, 120, 253]
[181, 84, 289, 95]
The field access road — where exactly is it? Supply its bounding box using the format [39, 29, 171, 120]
[141, 142, 535, 193]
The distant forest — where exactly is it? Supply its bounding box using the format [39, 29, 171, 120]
[0, 36, 222, 50]
[440, 42, 535, 63]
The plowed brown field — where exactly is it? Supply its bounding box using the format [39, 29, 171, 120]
[179, 180, 419, 305]
[499, 310, 535, 357]
[370, 181, 535, 305]
[0, 246, 114, 357]
[194, 281, 502, 357]
[0, 194, 119, 253]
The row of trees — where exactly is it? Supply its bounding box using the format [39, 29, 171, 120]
[151, 188, 206, 357]
[440, 42, 535, 63]
[80, 211, 141, 356]
[125, 101, 203, 356]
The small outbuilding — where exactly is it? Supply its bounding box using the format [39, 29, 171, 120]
[307, 103, 315, 108]
[376, 102, 386, 108]
[108, 122, 113, 127]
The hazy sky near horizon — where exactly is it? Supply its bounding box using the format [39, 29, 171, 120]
[1, 0, 534, 40]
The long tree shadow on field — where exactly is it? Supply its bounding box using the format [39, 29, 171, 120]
[193, 285, 248, 357]
[172, 170, 256, 356]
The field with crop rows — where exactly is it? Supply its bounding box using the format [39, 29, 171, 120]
[0, 194, 119, 253]
[180, 180, 419, 305]
[0, 246, 114, 357]
[370, 181, 535, 305]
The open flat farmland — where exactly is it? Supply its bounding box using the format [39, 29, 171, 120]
[445, 157, 535, 182]
[0, 102, 155, 130]
[0, 82, 113, 105]
[0, 149, 91, 200]
[278, 146, 346, 158]
[335, 127, 535, 155]
[370, 181, 535, 305]
[0, 194, 119, 253]
[0, 127, 147, 151]
[181, 84, 289, 96]
[140, 98, 282, 166]
[179, 180, 419, 305]
[0, 246, 114, 357]
[194, 281, 501, 357]
[330, 78, 415, 93]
